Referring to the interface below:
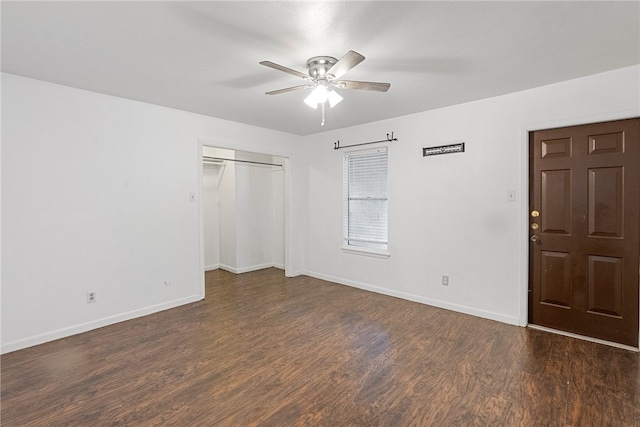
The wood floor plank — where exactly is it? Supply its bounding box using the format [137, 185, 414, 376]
[2, 268, 639, 426]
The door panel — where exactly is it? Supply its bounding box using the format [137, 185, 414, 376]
[586, 255, 623, 317]
[529, 118, 640, 347]
[542, 137, 572, 159]
[541, 170, 572, 234]
[540, 251, 572, 308]
[589, 132, 624, 154]
[587, 167, 623, 237]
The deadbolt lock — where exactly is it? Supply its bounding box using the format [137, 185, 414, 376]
[531, 223, 539, 230]
[531, 210, 540, 217]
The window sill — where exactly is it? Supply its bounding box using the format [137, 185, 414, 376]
[341, 246, 391, 259]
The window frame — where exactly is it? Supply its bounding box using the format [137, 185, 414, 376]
[341, 145, 391, 259]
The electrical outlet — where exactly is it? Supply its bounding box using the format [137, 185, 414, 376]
[164, 280, 172, 287]
[442, 275, 449, 286]
[87, 291, 96, 303]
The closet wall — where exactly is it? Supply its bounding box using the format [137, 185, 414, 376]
[202, 146, 285, 273]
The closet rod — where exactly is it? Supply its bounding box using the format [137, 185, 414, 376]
[203, 156, 283, 167]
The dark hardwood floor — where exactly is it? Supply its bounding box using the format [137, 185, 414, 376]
[2, 268, 639, 426]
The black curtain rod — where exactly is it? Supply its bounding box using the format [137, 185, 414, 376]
[334, 132, 398, 150]
[203, 156, 283, 168]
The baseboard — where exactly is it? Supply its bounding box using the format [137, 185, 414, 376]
[527, 324, 640, 352]
[219, 262, 276, 274]
[285, 270, 304, 278]
[304, 271, 520, 327]
[204, 264, 220, 271]
[1, 294, 203, 355]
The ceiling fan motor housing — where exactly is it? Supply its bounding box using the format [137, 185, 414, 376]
[306, 56, 338, 79]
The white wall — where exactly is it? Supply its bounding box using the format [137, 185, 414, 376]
[215, 149, 238, 271]
[234, 152, 276, 272]
[202, 162, 222, 270]
[272, 167, 285, 269]
[302, 65, 640, 326]
[1, 73, 303, 353]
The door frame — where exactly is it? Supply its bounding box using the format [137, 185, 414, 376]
[519, 109, 640, 346]
[197, 138, 293, 300]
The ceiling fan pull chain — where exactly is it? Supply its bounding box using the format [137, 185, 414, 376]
[321, 102, 326, 126]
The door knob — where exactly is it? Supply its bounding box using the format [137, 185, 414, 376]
[530, 235, 540, 243]
[531, 210, 540, 217]
[531, 223, 539, 230]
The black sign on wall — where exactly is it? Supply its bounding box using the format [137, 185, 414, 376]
[423, 142, 465, 157]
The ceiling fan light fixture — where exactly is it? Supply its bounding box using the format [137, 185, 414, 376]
[304, 92, 319, 109]
[304, 84, 328, 108]
[327, 89, 343, 108]
[314, 84, 328, 102]
[305, 85, 343, 109]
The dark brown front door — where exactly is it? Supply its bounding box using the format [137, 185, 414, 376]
[529, 118, 640, 347]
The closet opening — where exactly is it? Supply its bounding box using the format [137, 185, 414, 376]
[199, 145, 287, 288]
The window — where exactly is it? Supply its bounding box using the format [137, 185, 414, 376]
[343, 147, 388, 254]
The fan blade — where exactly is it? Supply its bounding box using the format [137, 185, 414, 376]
[260, 61, 309, 79]
[336, 80, 391, 92]
[326, 50, 365, 80]
[266, 84, 314, 95]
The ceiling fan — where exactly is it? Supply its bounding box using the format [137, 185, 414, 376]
[260, 50, 390, 126]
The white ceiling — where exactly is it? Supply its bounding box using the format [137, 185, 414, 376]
[2, 1, 639, 136]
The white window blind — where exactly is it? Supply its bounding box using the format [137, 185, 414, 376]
[343, 147, 388, 251]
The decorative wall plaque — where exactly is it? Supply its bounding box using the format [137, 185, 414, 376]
[422, 142, 465, 157]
